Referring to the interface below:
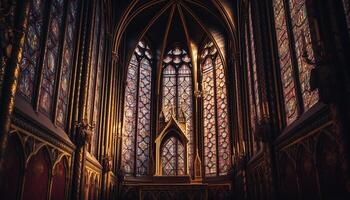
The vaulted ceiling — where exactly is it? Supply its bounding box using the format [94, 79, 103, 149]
[112, 0, 237, 65]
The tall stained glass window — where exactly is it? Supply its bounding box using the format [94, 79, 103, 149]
[39, 0, 65, 115]
[161, 47, 194, 175]
[122, 41, 152, 176]
[272, 0, 318, 126]
[202, 42, 231, 176]
[18, 0, 46, 101]
[91, 17, 105, 156]
[86, 2, 100, 124]
[84, 2, 105, 156]
[245, 5, 261, 155]
[56, 0, 79, 128]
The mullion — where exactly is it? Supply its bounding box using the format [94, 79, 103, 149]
[246, 16, 258, 156]
[212, 53, 220, 176]
[133, 52, 142, 176]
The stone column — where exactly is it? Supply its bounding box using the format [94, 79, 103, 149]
[0, 0, 30, 171]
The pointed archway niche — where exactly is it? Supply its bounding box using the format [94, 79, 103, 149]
[154, 112, 191, 183]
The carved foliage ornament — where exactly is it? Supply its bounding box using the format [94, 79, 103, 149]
[75, 119, 94, 147]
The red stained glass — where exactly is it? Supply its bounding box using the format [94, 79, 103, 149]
[248, 8, 261, 122]
[215, 57, 231, 175]
[203, 57, 217, 176]
[273, 0, 319, 126]
[273, 0, 298, 125]
[288, 0, 319, 110]
[202, 43, 231, 176]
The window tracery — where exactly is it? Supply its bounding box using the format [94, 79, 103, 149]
[202, 42, 231, 176]
[18, 0, 46, 101]
[161, 47, 194, 175]
[39, 0, 65, 115]
[56, 0, 79, 128]
[161, 136, 185, 176]
[272, 0, 318, 125]
[122, 42, 152, 176]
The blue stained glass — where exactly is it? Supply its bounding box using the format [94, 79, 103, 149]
[56, 0, 79, 128]
[39, 0, 65, 115]
[122, 42, 153, 176]
[18, 0, 46, 100]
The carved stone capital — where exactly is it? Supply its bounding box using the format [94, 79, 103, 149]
[74, 120, 93, 147]
[102, 155, 113, 173]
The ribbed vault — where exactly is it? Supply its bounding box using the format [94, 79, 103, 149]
[112, 0, 238, 72]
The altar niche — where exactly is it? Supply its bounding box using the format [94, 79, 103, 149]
[154, 111, 191, 183]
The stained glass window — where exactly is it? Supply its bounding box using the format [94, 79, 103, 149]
[162, 65, 176, 120]
[18, 0, 46, 101]
[122, 55, 138, 174]
[161, 47, 194, 175]
[122, 42, 152, 176]
[273, 0, 299, 125]
[272, 0, 319, 125]
[91, 17, 105, 156]
[246, 5, 260, 154]
[56, 0, 79, 128]
[136, 58, 152, 175]
[84, 2, 103, 156]
[288, 0, 318, 110]
[39, 0, 65, 115]
[161, 136, 185, 176]
[86, 3, 100, 124]
[202, 42, 231, 176]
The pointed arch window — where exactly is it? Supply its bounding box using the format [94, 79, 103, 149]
[161, 47, 194, 175]
[122, 41, 152, 176]
[201, 42, 231, 176]
[272, 0, 319, 125]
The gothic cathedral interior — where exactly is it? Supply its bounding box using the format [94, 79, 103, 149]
[1, 0, 350, 200]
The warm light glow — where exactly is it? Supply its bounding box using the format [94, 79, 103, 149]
[190, 41, 198, 91]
